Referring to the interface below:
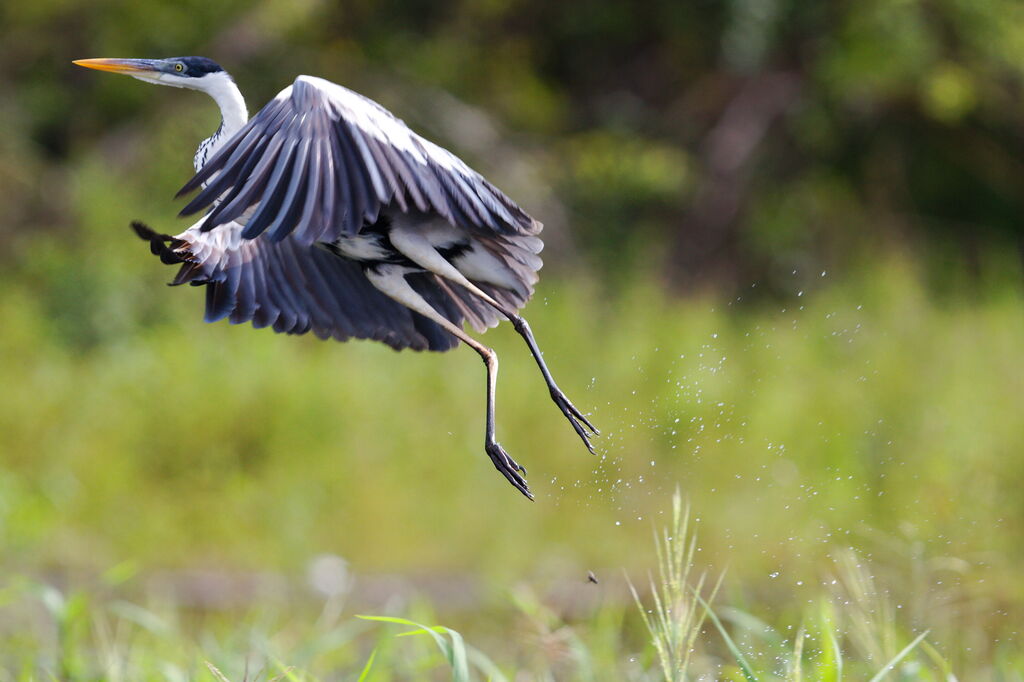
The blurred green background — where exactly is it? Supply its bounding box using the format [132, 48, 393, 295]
[2, 0, 1024, 678]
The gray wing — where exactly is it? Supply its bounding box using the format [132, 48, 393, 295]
[175, 75, 542, 245]
[133, 221, 468, 352]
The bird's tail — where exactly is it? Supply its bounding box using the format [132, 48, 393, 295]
[130, 221, 207, 286]
[131, 221, 187, 263]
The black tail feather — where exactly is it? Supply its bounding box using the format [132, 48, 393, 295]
[131, 220, 207, 287]
[131, 221, 188, 265]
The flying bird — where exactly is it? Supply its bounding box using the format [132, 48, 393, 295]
[72, 56, 597, 499]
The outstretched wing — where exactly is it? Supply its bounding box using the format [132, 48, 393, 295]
[133, 220, 478, 352]
[175, 75, 542, 245]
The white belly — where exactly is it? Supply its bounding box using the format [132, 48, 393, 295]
[330, 233, 392, 261]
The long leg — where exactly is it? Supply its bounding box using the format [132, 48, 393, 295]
[365, 265, 533, 499]
[389, 227, 598, 451]
[498, 313, 597, 451]
[454, 288, 599, 452]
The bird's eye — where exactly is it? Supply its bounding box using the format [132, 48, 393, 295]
[174, 63, 184, 72]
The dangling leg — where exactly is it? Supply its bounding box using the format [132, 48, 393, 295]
[365, 265, 533, 499]
[498, 313, 597, 452]
[388, 227, 598, 452]
[449, 287, 599, 452]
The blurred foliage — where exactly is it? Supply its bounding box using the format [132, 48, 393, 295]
[2, 0, 1024, 677]
[3, 0, 1024, 287]
[0, 522, 992, 679]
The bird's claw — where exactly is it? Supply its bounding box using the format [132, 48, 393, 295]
[550, 388, 599, 454]
[486, 441, 533, 500]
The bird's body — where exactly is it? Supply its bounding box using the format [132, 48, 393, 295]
[74, 56, 596, 498]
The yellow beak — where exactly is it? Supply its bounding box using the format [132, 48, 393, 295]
[73, 58, 162, 74]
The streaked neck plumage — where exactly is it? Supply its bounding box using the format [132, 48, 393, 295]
[192, 72, 249, 171]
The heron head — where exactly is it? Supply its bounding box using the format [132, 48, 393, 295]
[73, 56, 227, 92]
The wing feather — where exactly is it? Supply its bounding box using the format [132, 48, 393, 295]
[138, 221, 465, 351]
[265, 137, 312, 242]
[241, 141, 298, 239]
[178, 76, 541, 242]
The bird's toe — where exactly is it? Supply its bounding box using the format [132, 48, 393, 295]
[550, 389, 599, 451]
[485, 441, 533, 500]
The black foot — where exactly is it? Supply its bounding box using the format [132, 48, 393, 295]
[486, 441, 533, 500]
[550, 388, 599, 453]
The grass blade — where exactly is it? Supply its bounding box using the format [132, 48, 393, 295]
[627, 487, 712, 681]
[693, 589, 759, 682]
[270, 659, 303, 682]
[867, 631, 929, 682]
[205, 662, 231, 682]
[445, 626, 470, 682]
[791, 626, 805, 682]
[817, 600, 843, 682]
[830, 630, 844, 682]
[358, 614, 469, 682]
[357, 615, 450, 659]
[920, 640, 957, 682]
[468, 647, 509, 682]
[357, 648, 377, 682]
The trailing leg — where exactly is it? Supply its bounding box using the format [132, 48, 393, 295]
[365, 265, 532, 499]
[506, 313, 597, 452]
[387, 226, 598, 452]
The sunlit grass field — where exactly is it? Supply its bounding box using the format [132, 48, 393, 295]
[2, 213, 1023, 678]
[0, 138, 1020, 679]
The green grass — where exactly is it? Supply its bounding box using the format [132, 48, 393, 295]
[0, 490, 983, 679]
[627, 492, 712, 681]
[1, 154, 1023, 675]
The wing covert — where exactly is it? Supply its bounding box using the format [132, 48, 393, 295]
[177, 76, 541, 245]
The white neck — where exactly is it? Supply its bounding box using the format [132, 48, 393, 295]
[200, 72, 248, 136]
[190, 72, 249, 171]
